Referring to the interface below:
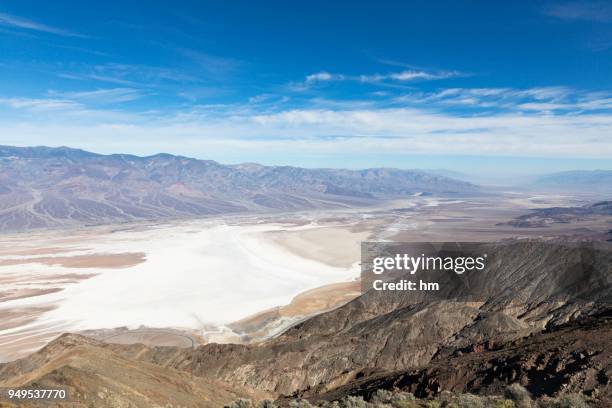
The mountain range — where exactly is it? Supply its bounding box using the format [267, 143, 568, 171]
[0, 145, 477, 232]
[503, 200, 612, 228]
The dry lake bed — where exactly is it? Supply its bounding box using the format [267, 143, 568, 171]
[0, 193, 605, 361]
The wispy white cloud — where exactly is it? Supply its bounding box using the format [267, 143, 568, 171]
[397, 86, 596, 112]
[299, 69, 462, 89]
[59, 63, 202, 87]
[0, 97, 82, 111]
[176, 48, 241, 77]
[178, 87, 232, 102]
[54, 44, 113, 57]
[0, 11, 84, 37]
[305, 71, 341, 82]
[47, 88, 146, 104]
[0, 96, 140, 122]
[248, 93, 290, 105]
[360, 70, 460, 82]
[0, 86, 610, 160]
[1, 109, 610, 160]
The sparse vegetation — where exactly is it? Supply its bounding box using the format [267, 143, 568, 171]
[504, 384, 532, 408]
[226, 398, 256, 408]
[226, 384, 595, 408]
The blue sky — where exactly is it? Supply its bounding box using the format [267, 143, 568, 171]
[0, 1, 611, 179]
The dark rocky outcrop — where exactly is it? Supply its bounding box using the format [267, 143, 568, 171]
[305, 310, 612, 405]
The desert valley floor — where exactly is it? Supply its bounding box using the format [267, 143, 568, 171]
[0, 192, 608, 363]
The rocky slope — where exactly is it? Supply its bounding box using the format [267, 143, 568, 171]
[0, 145, 476, 232]
[0, 334, 262, 407]
[306, 310, 612, 405]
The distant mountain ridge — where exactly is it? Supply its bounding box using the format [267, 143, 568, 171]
[0, 145, 477, 232]
[535, 170, 612, 192]
[503, 200, 612, 228]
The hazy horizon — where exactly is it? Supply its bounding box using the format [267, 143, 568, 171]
[3, 143, 612, 185]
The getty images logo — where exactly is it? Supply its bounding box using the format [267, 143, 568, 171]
[372, 253, 488, 275]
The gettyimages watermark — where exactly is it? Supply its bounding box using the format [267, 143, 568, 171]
[361, 241, 612, 303]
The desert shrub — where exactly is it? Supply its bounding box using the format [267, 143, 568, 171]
[437, 390, 454, 405]
[371, 389, 394, 404]
[390, 401, 416, 408]
[257, 400, 278, 408]
[289, 399, 315, 408]
[541, 393, 590, 408]
[293, 387, 596, 408]
[319, 401, 341, 408]
[505, 384, 532, 408]
[455, 393, 487, 408]
[337, 395, 370, 408]
[227, 399, 254, 408]
[390, 391, 416, 408]
[493, 399, 516, 408]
